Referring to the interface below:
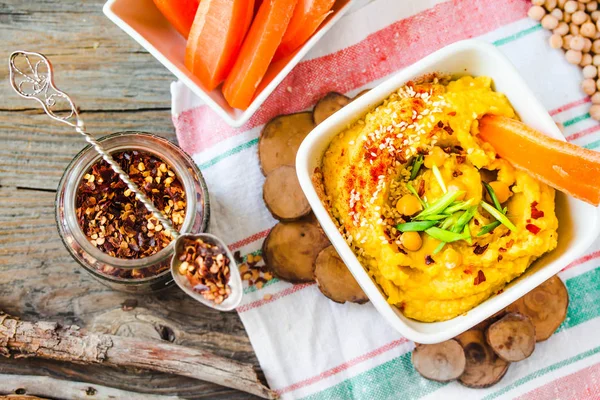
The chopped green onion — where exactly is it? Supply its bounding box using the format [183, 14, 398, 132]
[410, 155, 424, 180]
[433, 242, 446, 254]
[425, 227, 469, 243]
[484, 182, 503, 213]
[503, 206, 508, 214]
[440, 213, 460, 230]
[406, 182, 427, 209]
[397, 220, 438, 232]
[452, 206, 477, 233]
[419, 214, 450, 221]
[444, 198, 475, 215]
[477, 221, 501, 236]
[463, 224, 473, 245]
[481, 201, 517, 232]
[432, 164, 447, 193]
[415, 190, 465, 219]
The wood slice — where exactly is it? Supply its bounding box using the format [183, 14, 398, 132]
[506, 275, 569, 342]
[263, 166, 311, 221]
[411, 339, 466, 382]
[259, 112, 315, 176]
[314, 246, 368, 304]
[313, 92, 351, 125]
[456, 329, 509, 388]
[262, 218, 331, 283]
[485, 313, 536, 362]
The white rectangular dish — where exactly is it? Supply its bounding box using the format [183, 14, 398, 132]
[296, 39, 600, 344]
[103, 0, 354, 128]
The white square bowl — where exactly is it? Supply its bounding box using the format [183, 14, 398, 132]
[103, 0, 354, 127]
[296, 39, 600, 344]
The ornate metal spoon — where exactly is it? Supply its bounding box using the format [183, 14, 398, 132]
[8, 51, 241, 310]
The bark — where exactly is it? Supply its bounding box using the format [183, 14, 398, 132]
[0, 315, 277, 399]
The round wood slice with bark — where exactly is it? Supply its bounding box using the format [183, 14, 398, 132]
[263, 165, 311, 221]
[485, 312, 536, 362]
[314, 246, 368, 304]
[455, 329, 510, 388]
[313, 92, 351, 125]
[411, 339, 466, 382]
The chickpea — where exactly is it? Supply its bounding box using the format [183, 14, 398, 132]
[570, 23, 580, 35]
[424, 146, 448, 169]
[528, 5, 546, 21]
[582, 78, 597, 94]
[447, 180, 467, 200]
[566, 49, 583, 64]
[564, 0, 578, 13]
[592, 10, 600, 22]
[400, 232, 422, 252]
[532, 0, 545, 5]
[442, 248, 463, 270]
[554, 21, 570, 35]
[593, 54, 600, 66]
[542, 14, 560, 29]
[583, 37, 593, 52]
[570, 35, 585, 50]
[581, 53, 593, 66]
[592, 92, 600, 104]
[563, 34, 573, 49]
[551, 7, 563, 19]
[550, 33, 563, 48]
[588, 1, 598, 12]
[591, 104, 600, 121]
[487, 181, 511, 204]
[396, 194, 422, 216]
[584, 65, 598, 79]
[581, 21, 597, 37]
[572, 10, 589, 25]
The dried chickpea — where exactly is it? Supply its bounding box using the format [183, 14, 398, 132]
[542, 14, 560, 29]
[532, 0, 545, 5]
[570, 35, 585, 49]
[582, 78, 597, 94]
[442, 248, 463, 270]
[545, 0, 557, 10]
[488, 181, 511, 204]
[588, 1, 598, 12]
[572, 10, 589, 24]
[596, 78, 600, 90]
[594, 39, 600, 53]
[550, 33, 564, 48]
[400, 232, 422, 252]
[581, 21, 597, 37]
[594, 55, 600, 65]
[566, 49, 583, 64]
[565, 12, 572, 22]
[447, 181, 467, 200]
[551, 7, 564, 19]
[558, 0, 567, 7]
[579, 2, 587, 12]
[564, 0, 578, 13]
[592, 10, 600, 22]
[596, 18, 600, 31]
[528, 5, 547, 20]
[563, 34, 573, 49]
[584, 65, 598, 79]
[554, 21, 570, 35]
[584, 37, 593, 52]
[396, 194, 422, 216]
[590, 104, 600, 120]
[581, 53, 593, 66]
[424, 146, 448, 168]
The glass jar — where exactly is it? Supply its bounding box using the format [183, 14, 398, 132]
[56, 131, 210, 293]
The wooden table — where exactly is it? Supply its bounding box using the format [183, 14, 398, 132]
[0, 1, 261, 398]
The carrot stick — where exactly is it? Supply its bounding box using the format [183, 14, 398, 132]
[185, 0, 255, 92]
[478, 114, 600, 205]
[153, 0, 200, 38]
[222, 0, 299, 110]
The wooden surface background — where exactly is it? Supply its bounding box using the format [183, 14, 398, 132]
[0, 0, 261, 398]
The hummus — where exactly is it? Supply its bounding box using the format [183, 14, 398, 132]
[319, 76, 558, 322]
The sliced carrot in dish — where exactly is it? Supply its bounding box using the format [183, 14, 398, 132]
[153, 0, 200, 38]
[185, 0, 255, 92]
[273, 0, 336, 62]
[479, 115, 600, 206]
[222, 0, 299, 110]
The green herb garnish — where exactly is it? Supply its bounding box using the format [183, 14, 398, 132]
[483, 182, 503, 213]
[452, 206, 477, 233]
[433, 242, 446, 254]
[440, 213, 460, 230]
[477, 221, 501, 236]
[444, 198, 475, 215]
[481, 201, 517, 232]
[432, 164, 447, 193]
[410, 155, 424, 180]
[463, 224, 473, 245]
[397, 220, 438, 232]
[415, 190, 465, 219]
[406, 182, 427, 209]
[419, 214, 450, 221]
[425, 227, 469, 243]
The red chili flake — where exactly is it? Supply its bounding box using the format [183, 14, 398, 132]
[454, 145, 464, 152]
[531, 201, 545, 219]
[526, 219, 531, 223]
[498, 255, 503, 261]
[418, 180, 426, 197]
[473, 244, 489, 255]
[437, 121, 444, 128]
[399, 302, 406, 311]
[456, 155, 466, 164]
[497, 289, 504, 295]
[506, 239, 515, 249]
[448, 111, 457, 116]
[453, 170, 463, 177]
[473, 218, 480, 226]
[463, 267, 473, 275]
[526, 224, 541, 235]
[499, 247, 507, 253]
[474, 270, 486, 285]
[425, 255, 435, 265]
[443, 125, 454, 134]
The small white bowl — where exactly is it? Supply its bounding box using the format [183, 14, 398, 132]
[103, 0, 354, 127]
[296, 39, 600, 344]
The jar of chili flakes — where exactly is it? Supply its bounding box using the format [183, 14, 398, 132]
[56, 132, 210, 293]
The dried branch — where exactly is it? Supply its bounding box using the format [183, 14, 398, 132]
[0, 315, 277, 399]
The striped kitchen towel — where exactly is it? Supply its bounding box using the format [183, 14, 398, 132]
[170, 0, 600, 398]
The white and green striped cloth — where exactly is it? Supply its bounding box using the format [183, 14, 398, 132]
[171, 0, 600, 398]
